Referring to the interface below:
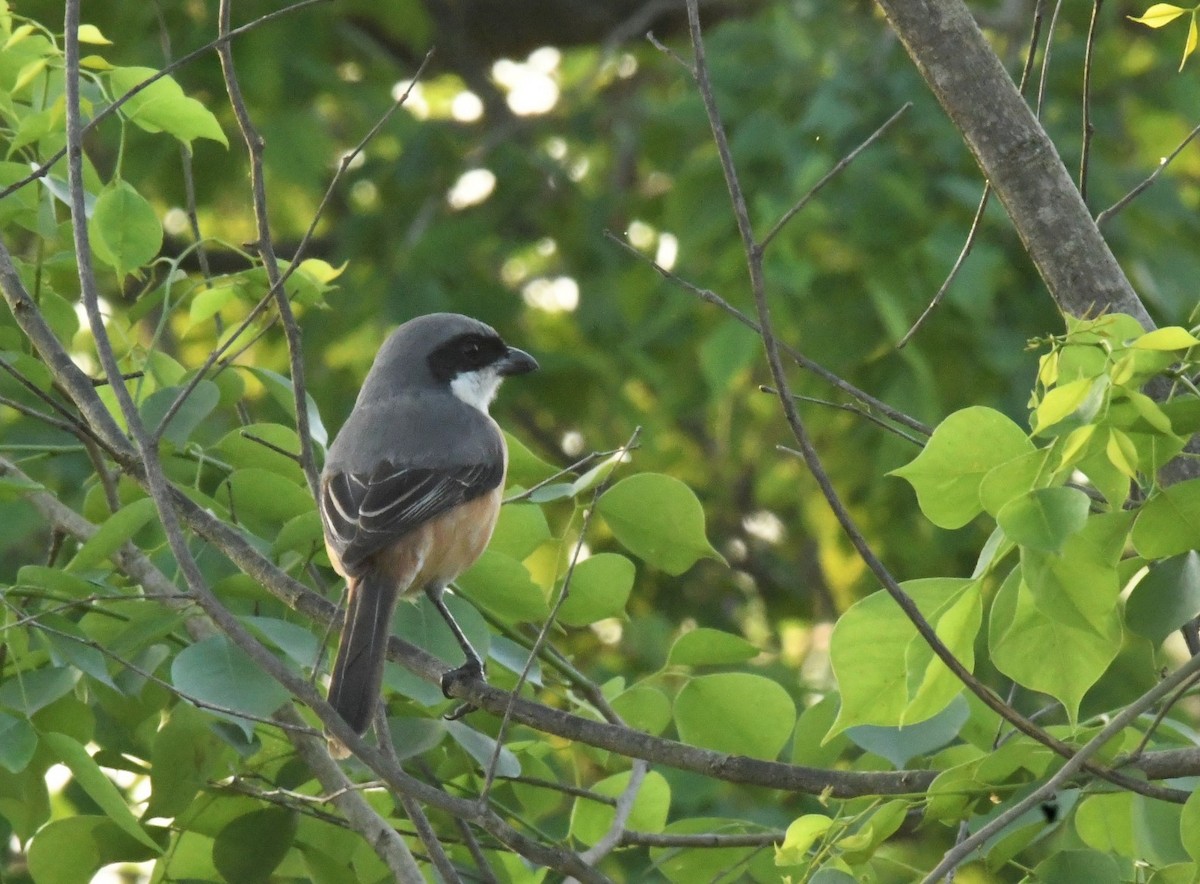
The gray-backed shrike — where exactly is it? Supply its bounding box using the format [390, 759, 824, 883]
[318, 313, 537, 744]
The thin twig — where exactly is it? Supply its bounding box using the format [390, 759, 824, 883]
[1096, 118, 1200, 226]
[1035, 0, 1065, 117]
[759, 102, 912, 251]
[896, 186, 991, 349]
[215, 0, 318, 498]
[759, 386, 924, 445]
[603, 230, 931, 437]
[1126, 668, 1200, 761]
[1079, 0, 1102, 202]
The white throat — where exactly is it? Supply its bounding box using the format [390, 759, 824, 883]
[450, 366, 503, 414]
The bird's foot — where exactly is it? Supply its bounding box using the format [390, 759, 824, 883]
[441, 658, 486, 720]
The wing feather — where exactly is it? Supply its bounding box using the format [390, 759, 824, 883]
[320, 460, 503, 575]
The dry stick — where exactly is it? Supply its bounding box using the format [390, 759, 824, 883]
[603, 231, 931, 438]
[216, 0, 318, 499]
[759, 102, 912, 251]
[896, 187, 991, 349]
[621, 830, 780, 849]
[1095, 118, 1200, 226]
[680, 0, 1187, 806]
[452, 816, 500, 884]
[0, 391, 88, 440]
[1079, 0, 1102, 203]
[0, 0, 330, 203]
[1036, 0, 1066, 115]
[374, 708, 462, 884]
[0, 356, 109, 450]
[923, 649, 1200, 883]
[282, 706, 426, 884]
[899, 0, 1045, 348]
[761, 386, 924, 446]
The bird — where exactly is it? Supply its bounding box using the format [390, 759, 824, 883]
[317, 313, 538, 748]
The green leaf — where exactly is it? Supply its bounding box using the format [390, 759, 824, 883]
[570, 769, 670, 847]
[989, 569, 1119, 723]
[611, 684, 672, 735]
[1126, 552, 1200, 645]
[243, 367, 328, 448]
[1129, 3, 1187, 26]
[189, 282, 238, 324]
[978, 449, 1051, 517]
[996, 486, 1090, 553]
[674, 673, 795, 759]
[0, 713, 36, 772]
[1131, 326, 1200, 350]
[1075, 793, 1135, 854]
[890, 407, 1034, 529]
[445, 719, 520, 778]
[455, 549, 550, 622]
[66, 497, 157, 572]
[1179, 789, 1200, 865]
[42, 732, 162, 852]
[170, 634, 291, 737]
[504, 431, 556, 488]
[108, 66, 228, 146]
[775, 814, 834, 865]
[41, 613, 117, 689]
[389, 594, 489, 706]
[0, 472, 45, 500]
[648, 818, 769, 883]
[0, 666, 80, 716]
[835, 799, 909, 862]
[215, 423, 306, 484]
[219, 468, 312, 534]
[273, 510, 325, 559]
[488, 503, 551, 560]
[1039, 376, 1111, 435]
[829, 579, 980, 735]
[844, 695, 969, 768]
[792, 694, 850, 768]
[1032, 850, 1121, 884]
[1132, 478, 1200, 558]
[597, 473, 723, 574]
[27, 816, 164, 884]
[667, 627, 758, 666]
[556, 552, 635, 627]
[1020, 512, 1129, 634]
[139, 381, 220, 446]
[244, 616, 321, 670]
[147, 704, 229, 819]
[213, 808, 297, 884]
[88, 180, 163, 276]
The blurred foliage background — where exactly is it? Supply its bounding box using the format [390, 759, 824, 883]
[4, 0, 1199, 733]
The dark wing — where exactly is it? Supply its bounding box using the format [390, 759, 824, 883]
[320, 460, 503, 576]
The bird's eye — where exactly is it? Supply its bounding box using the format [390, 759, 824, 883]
[463, 341, 481, 359]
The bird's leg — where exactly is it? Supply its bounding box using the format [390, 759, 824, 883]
[426, 584, 485, 717]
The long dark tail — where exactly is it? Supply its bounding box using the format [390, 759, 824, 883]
[327, 569, 399, 735]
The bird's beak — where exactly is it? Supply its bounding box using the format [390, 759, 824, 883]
[498, 346, 538, 377]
